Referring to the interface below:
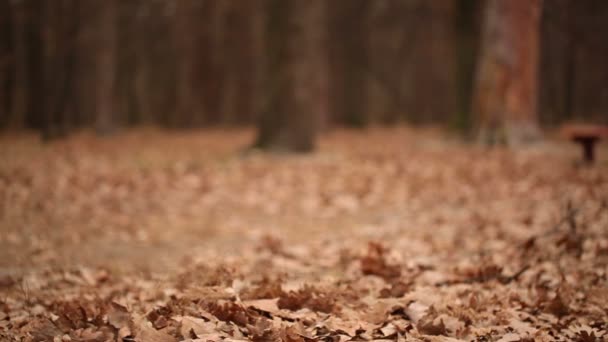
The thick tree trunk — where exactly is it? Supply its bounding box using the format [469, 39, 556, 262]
[414, 0, 457, 124]
[0, 0, 11, 128]
[40, 0, 73, 139]
[22, 0, 42, 131]
[474, 0, 543, 145]
[215, 1, 255, 125]
[94, 0, 116, 134]
[9, 0, 29, 129]
[454, 0, 481, 134]
[254, 0, 327, 152]
[173, 0, 200, 127]
[251, 0, 266, 127]
[329, 0, 369, 127]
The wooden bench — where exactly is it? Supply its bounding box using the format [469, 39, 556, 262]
[560, 124, 608, 164]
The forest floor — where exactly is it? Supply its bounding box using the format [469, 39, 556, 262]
[1, 127, 607, 342]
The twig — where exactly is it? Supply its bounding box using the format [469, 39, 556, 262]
[435, 264, 531, 287]
[498, 264, 531, 284]
[519, 201, 580, 249]
[436, 201, 581, 288]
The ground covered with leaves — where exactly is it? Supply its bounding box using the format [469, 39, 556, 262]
[1, 127, 607, 341]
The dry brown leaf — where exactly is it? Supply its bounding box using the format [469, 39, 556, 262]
[242, 298, 281, 314]
[134, 315, 177, 342]
[2, 129, 608, 341]
[404, 302, 429, 324]
[417, 316, 448, 336]
[107, 302, 131, 330]
[360, 242, 401, 280]
[178, 316, 217, 338]
[497, 332, 523, 342]
[323, 316, 360, 336]
[20, 318, 62, 341]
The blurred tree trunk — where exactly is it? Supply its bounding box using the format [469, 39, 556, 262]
[132, 1, 152, 125]
[539, 1, 574, 126]
[173, 0, 198, 127]
[254, 0, 327, 152]
[574, 1, 608, 125]
[9, 0, 28, 129]
[94, 0, 116, 134]
[251, 0, 266, 127]
[474, 0, 543, 145]
[230, 2, 256, 125]
[0, 0, 11, 128]
[412, 0, 457, 124]
[114, 1, 140, 126]
[40, 0, 58, 138]
[454, 0, 481, 134]
[365, 1, 457, 126]
[37, 0, 78, 139]
[367, 0, 411, 123]
[329, 0, 369, 127]
[214, 1, 255, 125]
[23, 0, 42, 131]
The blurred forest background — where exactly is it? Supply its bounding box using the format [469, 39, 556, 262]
[0, 0, 607, 147]
[2, 2, 608, 340]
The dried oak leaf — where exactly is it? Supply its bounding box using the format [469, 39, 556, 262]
[277, 286, 336, 313]
[79, 300, 105, 325]
[203, 301, 256, 327]
[247, 318, 280, 342]
[280, 324, 309, 342]
[107, 302, 132, 331]
[377, 323, 399, 338]
[243, 298, 281, 315]
[52, 300, 88, 330]
[152, 315, 169, 330]
[379, 281, 409, 298]
[575, 330, 599, 342]
[134, 315, 177, 342]
[70, 326, 115, 342]
[20, 317, 62, 341]
[417, 317, 447, 336]
[176, 265, 234, 289]
[543, 292, 570, 318]
[257, 235, 285, 255]
[147, 306, 173, 330]
[240, 278, 284, 300]
[416, 308, 448, 336]
[360, 242, 401, 280]
[178, 316, 217, 339]
[404, 302, 429, 324]
[0, 275, 16, 288]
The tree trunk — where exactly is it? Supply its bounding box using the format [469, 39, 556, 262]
[454, 0, 481, 134]
[329, 0, 369, 127]
[254, 0, 327, 152]
[9, 0, 28, 129]
[23, 0, 42, 130]
[40, 0, 71, 139]
[173, 0, 199, 127]
[0, 0, 11, 128]
[94, 0, 116, 134]
[473, 0, 543, 145]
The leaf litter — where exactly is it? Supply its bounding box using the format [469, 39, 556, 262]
[0, 127, 607, 341]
